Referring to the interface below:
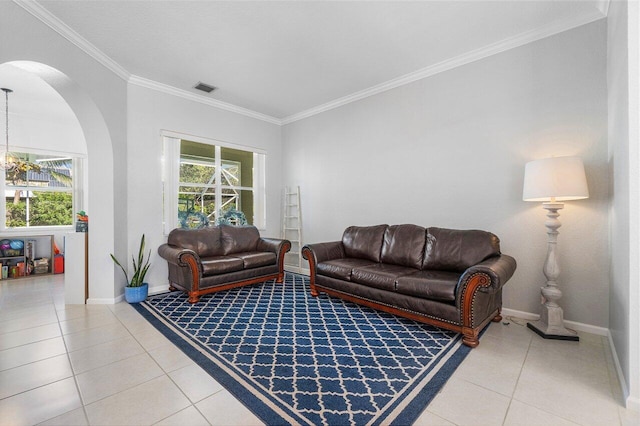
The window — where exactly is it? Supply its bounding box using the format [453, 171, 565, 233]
[2, 152, 78, 229]
[163, 136, 266, 233]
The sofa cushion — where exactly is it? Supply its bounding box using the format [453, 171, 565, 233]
[221, 225, 260, 255]
[168, 227, 224, 257]
[395, 270, 461, 302]
[317, 258, 377, 281]
[342, 225, 387, 262]
[380, 224, 426, 269]
[231, 251, 277, 269]
[423, 227, 500, 272]
[351, 263, 418, 292]
[201, 256, 244, 276]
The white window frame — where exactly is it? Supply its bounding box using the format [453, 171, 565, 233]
[0, 150, 83, 233]
[162, 132, 266, 235]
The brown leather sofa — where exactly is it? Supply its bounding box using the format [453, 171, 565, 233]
[302, 224, 516, 347]
[158, 225, 291, 303]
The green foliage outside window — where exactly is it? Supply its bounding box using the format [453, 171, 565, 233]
[30, 192, 73, 226]
[6, 201, 26, 227]
[5, 192, 73, 228]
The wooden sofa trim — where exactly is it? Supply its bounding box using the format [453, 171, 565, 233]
[313, 284, 500, 348]
[302, 245, 501, 348]
[171, 240, 291, 303]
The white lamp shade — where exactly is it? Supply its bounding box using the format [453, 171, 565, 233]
[523, 156, 589, 202]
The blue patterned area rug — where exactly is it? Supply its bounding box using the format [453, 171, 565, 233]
[133, 273, 472, 425]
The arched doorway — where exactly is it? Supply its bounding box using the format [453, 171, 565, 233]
[0, 61, 116, 301]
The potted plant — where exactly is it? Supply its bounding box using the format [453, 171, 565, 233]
[111, 234, 151, 303]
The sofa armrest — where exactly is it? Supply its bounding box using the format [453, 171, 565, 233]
[158, 244, 204, 295]
[301, 241, 344, 297]
[302, 241, 345, 266]
[458, 254, 517, 296]
[257, 238, 291, 257]
[257, 238, 291, 278]
[455, 254, 516, 335]
[158, 244, 201, 268]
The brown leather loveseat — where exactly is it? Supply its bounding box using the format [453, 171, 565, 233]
[158, 225, 291, 303]
[302, 224, 516, 347]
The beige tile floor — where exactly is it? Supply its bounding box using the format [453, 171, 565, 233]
[0, 274, 638, 426]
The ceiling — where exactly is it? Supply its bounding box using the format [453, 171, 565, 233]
[21, 1, 608, 123]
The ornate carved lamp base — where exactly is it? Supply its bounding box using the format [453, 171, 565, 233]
[528, 202, 579, 342]
[527, 305, 579, 341]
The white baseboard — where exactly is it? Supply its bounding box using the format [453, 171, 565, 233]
[501, 307, 608, 336]
[284, 266, 310, 276]
[87, 284, 166, 305]
[607, 331, 631, 410]
[627, 396, 640, 412]
[86, 297, 119, 304]
[148, 284, 169, 295]
[503, 307, 632, 409]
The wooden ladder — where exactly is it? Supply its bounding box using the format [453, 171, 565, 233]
[281, 186, 303, 272]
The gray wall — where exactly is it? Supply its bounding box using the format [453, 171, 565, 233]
[127, 84, 283, 292]
[607, 0, 640, 410]
[282, 21, 610, 327]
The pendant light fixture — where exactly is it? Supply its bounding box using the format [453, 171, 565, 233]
[1, 87, 16, 172]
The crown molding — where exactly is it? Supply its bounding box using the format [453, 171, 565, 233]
[281, 8, 608, 125]
[14, 0, 609, 128]
[128, 76, 282, 125]
[14, 0, 130, 81]
[595, 0, 611, 17]
[13, 0, 280, 125]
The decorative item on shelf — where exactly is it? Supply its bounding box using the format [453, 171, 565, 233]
[16, 261, 25, 277]
[54, 254, 64, 274]
[110, 234, 151, 303]
[9, 240, 23, 250]
[52, 241, 64, 273]
[76, 210, 88, 232]
[33, 258, 49, 274]
[523, 155, 589, 341]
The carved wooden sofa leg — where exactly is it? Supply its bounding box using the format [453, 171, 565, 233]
[188, 293, 200, 304]
[462, 328, 480, 348]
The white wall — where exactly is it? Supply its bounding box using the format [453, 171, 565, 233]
[607, 0, 640, 411]
[0, 64, 87, 156]
[1, 2, 124, 300]
[0, 64, 88, 253]
[1, 2, 284, 301]
[283, 21, 609, 328]
[126, 84, 282, 294]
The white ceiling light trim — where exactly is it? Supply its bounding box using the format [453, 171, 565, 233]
[128, 76, 281, 125]
[281, 7, 607, 125]
[14, 0, 130, 81]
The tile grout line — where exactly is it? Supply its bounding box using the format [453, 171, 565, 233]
[111, 302, 212, 425]
[52, 289, 91, 426]
[120, 302, 234, 426]
[500, 330, 533, 425]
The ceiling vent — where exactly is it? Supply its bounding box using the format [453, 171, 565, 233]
[194, 82, 216, 93]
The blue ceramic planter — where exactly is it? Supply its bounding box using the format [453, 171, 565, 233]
[124, 283, 148, 303]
